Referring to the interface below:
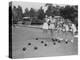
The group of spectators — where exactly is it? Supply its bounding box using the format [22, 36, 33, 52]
[42, 15, 77, 35]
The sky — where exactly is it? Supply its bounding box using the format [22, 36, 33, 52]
[12, 1, 46, 13]
[12, 1, 71, 13]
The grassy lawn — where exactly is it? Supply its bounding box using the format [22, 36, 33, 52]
[12, 25, 78, 58]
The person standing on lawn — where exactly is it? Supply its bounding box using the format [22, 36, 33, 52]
[63, 23, 69, 32]
[70, 23, 77, 35]
[42, 15, 50, 33]
[48, 16, 56, 41]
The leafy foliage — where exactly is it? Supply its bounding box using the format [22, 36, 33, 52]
[12, 4, 78, 26]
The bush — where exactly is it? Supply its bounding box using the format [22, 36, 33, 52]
[31, 18, 44, 25]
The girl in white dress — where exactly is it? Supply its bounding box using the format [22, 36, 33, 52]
[42, 17, 49, 33]
[63, 23, 69, 32]
[48, 16, 55, 30]
[70, 23, 77, 35]
[48, 16, 56, 40]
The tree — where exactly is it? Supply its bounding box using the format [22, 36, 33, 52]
[53, 5, 61, 16]
[45, 3, 54, 16]
[12, 5, 23, 24]
[29, 8, 36, 17]
[45, 3, 61, 16]
[37, 6, 45, 20]
[72, 5, 78, 26]
[60, 5, 78, 24]
[23, 8, 29, 17]
[12, 6, 18, 24]
[17, 5, 23, 21]
[60, 5, 73, 18]
[45, 3, 53, 7]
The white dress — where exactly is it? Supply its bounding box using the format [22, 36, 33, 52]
[42, 22, 48, 29]
[49, 19, 55, 29]
[42, 19, 49, 29]
[63, 24, 69, 32]
[49, 23, 55, 29]
[71, 24, 77, 33]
